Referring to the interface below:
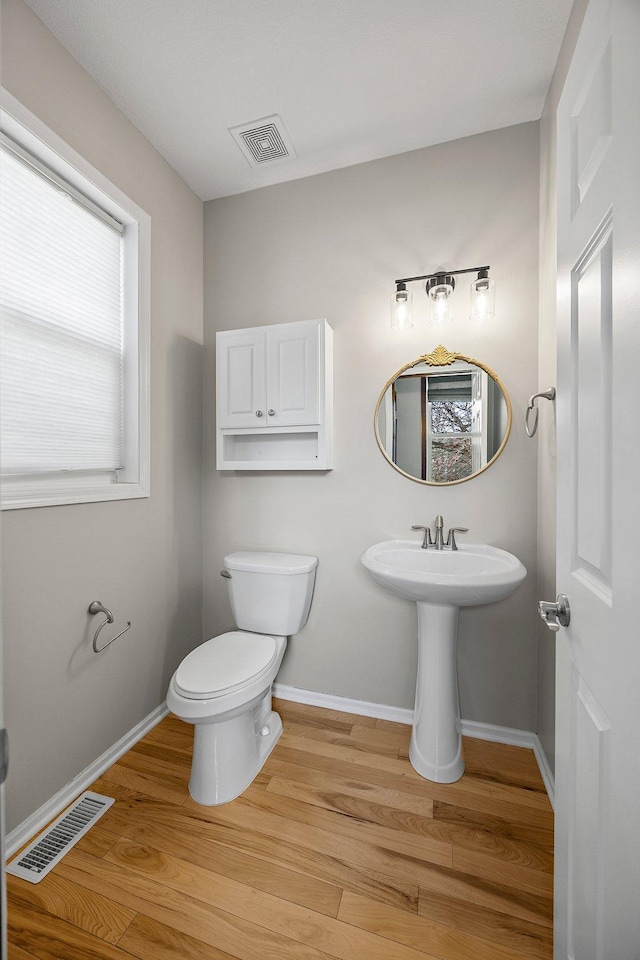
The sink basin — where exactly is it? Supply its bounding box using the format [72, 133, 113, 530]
[361, 540, 526, 606]
[361, 537, 527, 784]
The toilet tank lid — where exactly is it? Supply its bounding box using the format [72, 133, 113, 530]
[224, 551, 318, 575]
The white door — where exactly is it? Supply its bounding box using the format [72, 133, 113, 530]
[266, 319, 320, 426]
[553, 0, 640, 956]
[216, 327, 266, 428]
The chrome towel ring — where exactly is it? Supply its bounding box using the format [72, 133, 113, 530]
[88, 600, 131, 653]
[525, 387, 556, 438]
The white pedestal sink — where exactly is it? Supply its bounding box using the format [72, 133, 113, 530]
[361, 540, 526, 783]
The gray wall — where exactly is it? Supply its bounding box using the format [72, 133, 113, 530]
[203, 122, 541, 730]
[1, 0, 204, 833]
[536, 0, 589, 775]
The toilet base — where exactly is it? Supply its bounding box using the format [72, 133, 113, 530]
[188, 693, 282, 805]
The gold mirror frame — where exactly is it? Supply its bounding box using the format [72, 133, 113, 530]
[374, 344, 512, 486]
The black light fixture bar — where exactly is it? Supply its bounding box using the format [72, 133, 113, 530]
[395, 265, 490, 285]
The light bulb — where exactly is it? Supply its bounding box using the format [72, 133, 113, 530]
[430, 291, 453, 325]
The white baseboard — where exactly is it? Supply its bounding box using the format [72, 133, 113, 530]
[273, 682, 414, 725]
[274, 683, 555, 807]
[532, 737, 555, 809]
[6, 703, 168, 859]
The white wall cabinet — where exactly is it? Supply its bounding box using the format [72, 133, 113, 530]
[216, 318, 333, 470]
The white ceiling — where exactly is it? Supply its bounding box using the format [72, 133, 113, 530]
[22, 0, 573, 201]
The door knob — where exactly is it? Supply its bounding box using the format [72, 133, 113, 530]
[538, 593, 571, 632]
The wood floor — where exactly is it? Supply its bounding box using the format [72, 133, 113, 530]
[7, 699, 554, 959]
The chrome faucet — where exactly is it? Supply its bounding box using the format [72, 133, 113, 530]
[412, 517, 469, 550]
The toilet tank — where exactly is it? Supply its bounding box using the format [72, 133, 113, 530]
[223, 551, 318, 636]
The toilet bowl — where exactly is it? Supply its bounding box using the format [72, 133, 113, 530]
[167, 551, 317, 805]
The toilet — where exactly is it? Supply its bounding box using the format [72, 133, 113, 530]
[167, 551, 318, 805]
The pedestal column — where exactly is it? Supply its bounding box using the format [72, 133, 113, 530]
[409, 601, 464, 783]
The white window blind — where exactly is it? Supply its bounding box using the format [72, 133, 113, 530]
[0, 139, 125, 477]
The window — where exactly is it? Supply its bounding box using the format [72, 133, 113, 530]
[427, 374, 475, 483]
[0, 93, 149, 508]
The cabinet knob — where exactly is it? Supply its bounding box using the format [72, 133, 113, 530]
[255, 410, 263, 417]
[268, 409, 276, 416]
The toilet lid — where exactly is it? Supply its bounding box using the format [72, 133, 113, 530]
[174, 631, 278, 700]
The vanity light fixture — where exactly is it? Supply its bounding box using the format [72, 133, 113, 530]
[391, 266, 493, 328]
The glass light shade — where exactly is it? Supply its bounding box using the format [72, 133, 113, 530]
[429, 289, 453, 325]
[470, 275, 495, 321]
[391, 286, 413, 329]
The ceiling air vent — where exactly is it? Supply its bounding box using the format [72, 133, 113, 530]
[229, 115, 296, 168]
[7, 791, 114, 883]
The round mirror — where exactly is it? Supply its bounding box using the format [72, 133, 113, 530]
[374, 344, 512, 485]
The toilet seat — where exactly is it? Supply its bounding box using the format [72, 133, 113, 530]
[174, 631, 278, 700]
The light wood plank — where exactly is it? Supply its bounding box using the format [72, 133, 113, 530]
[462, 738, 547, 792]
[418, 886, 553, 959]
[416, 860, 553, 928]
[279, 732, 552, 810]
[452, 847, 554, 898]
[264, 757, 434, 816]
[278, 719, 401, 757]
[265, 776, 551, 872]
[191, 781, 546, 900]
[128, 737, 193, 767]
[374, 717, 412, 735]
[182, 788, 452, 892]
[8, 899, 136, 960]
[116, 748, 191, 787]
[7, 872, 135, 946]
[118, 913, 245, 960]
[98, 784, 419, 912]
[273, 698, 377, 730]
[75, 826, 122, 860]
[59, 849, 334, 960]
[99, 759, 188, 805]
[275, 738, 554, 828]
[235, 782, 453, 866]
[349, 722, 411, 753]
[105, 838, 440, 960]
[94, 804, 343, 917]
[160, 714, 194, 736]
[434, 800, 554, 862]
[339, 889, 542, 960]
[7, 944, 39, 960]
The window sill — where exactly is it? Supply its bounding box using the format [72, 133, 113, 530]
[1, 478, 150, 511]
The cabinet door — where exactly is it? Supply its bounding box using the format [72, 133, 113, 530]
[216, 328, 266, 428]
[266, 319, 320, 425]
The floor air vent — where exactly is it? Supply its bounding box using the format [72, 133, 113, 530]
[7, 791, 114, 884]
[229, 114, 296, 167]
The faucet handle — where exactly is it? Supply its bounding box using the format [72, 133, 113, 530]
[446, 527, 469, 551]
[411, 525, 433, 548]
